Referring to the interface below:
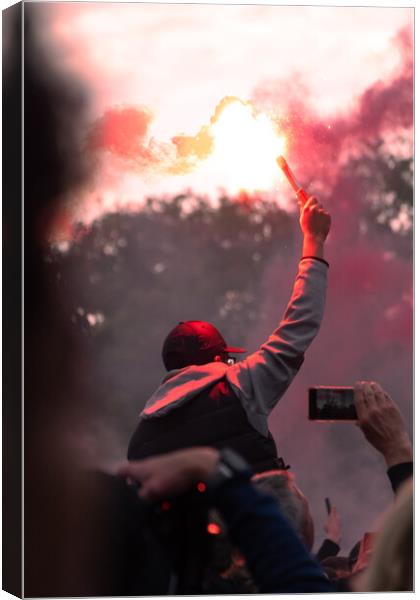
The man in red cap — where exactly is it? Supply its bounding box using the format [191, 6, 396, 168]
[128, 196, 331, 472]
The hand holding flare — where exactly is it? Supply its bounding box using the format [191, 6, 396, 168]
[276, 155, 331, 260]
[276, 155, 309, 206]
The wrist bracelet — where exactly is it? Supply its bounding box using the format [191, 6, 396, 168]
[301, 256, 329, 268]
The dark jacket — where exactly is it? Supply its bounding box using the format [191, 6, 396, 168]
[128, 379, 282, 472]
[128, 258, 328, 469]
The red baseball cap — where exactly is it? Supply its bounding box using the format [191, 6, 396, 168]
[162, 320, 246, 371]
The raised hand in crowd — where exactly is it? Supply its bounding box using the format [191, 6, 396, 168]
[300, 196, 331, 259]
[323, 504, 342, 546]
[118, 447, 219, 501]
[354, 381, 412, 468]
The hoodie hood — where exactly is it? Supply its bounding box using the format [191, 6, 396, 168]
[141, 361, 229, 419]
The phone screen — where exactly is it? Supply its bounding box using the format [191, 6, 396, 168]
[309, 386, 357, 421]
[325, 497, 331, 515]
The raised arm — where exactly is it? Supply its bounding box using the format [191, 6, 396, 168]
[354, 381, 413, 494]
[226, 197, 331, 434]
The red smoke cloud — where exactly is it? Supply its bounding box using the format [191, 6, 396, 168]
[253, 25, 413, 190]
[87, 106, 161, 168]
[84, 25, 412, 204]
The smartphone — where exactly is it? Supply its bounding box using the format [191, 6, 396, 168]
[309, 386, 357, 421]
[325, 497, 331, 515]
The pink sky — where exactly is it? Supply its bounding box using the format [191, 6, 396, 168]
[35, 3, 413, 224]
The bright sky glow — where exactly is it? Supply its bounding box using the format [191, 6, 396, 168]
[33, 3, 413, 225]
[207, 100, 286, 192]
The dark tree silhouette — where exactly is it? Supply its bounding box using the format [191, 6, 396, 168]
[341, 139, 413, 258]
[49, 195, 295, 462]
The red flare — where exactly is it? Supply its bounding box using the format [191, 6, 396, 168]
[277, 155, 309, 204]
[207, 523, 221, 535]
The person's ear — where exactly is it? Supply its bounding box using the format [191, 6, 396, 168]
[214, 355, 222, 362]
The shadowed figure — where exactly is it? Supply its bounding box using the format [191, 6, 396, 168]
[16, 7, 172, 596]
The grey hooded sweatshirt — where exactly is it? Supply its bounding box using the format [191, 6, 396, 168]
[139, 257, 328, 438]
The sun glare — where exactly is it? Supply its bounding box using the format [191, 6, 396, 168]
[206, 100, 286, 193]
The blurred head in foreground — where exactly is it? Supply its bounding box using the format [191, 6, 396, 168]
[20, 6, 141, 596]
[354, 478, 413, 592]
